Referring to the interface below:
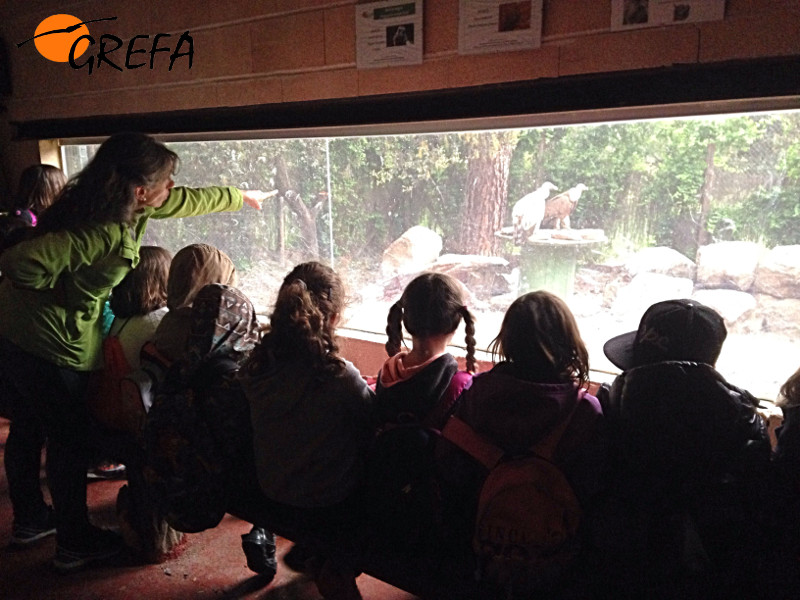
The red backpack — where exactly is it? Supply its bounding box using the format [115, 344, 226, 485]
[87, 319, 133, 432]
[442, 397, 582, 595]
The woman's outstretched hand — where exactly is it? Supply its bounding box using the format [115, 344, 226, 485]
[240, 189, 277, 210]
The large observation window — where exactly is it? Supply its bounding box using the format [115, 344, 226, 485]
[61, 107, 800, 400]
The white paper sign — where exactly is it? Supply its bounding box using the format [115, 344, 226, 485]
[611, 0, 726, 30]
[459, 0, 543, 55]
[356, 0, 424, 69]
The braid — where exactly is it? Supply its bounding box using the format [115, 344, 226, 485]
[461, 306, 477, 373]
[385, 301, 404, 357]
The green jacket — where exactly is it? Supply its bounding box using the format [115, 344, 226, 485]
[0, 186, 243, 370]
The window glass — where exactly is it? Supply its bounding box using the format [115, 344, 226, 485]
[60, 110, 800, 399]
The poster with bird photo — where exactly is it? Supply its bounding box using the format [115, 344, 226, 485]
[458, 0, 543, 55]
[611, 0, 726, 31]
[356, 0, 423, 69]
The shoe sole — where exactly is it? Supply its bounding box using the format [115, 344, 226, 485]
[87, 470, 126, 480]
[10, 527, 57, 547]
[53, 545, 122, 573]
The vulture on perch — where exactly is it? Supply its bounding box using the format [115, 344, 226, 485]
[542, 183, 588, 229]
[511, 181, 558, 245]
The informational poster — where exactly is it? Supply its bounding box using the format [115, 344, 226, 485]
[356, 0, 423, 69]
[458, 0, 543, 55]
[611, 0, 726, 31]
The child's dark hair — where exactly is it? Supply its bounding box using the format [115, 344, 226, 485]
[779, 366, 800, 408]
[14, 164, 67, 215]
[490, 290, 589, 385]
[109, 246, 172, 318]
[386, 272, 476, 373]
[246, 261, 345, 375]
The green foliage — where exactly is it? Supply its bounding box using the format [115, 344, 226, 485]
[64, 111, 800, 276]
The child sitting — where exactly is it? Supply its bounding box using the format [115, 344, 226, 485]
[87, 246, 172, 477]
[107, 246, 172, 370]
[438, 290, 603, 594]
[238, 261, 374, 600]
[152, 243, 237, 362]
[773, 366, 800, 592]
[595, 299, 770, 599]
[366, 272, 476, 558]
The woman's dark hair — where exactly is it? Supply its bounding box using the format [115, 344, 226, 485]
[489, 290, 589, 385]
[386, 272, 476, 373]
[37, 132, 178, 232]
[109, 246, 172, 318]
[14, 164, 67, 215]
[245, 261, 346, 376]
[780, 367, 800, 408]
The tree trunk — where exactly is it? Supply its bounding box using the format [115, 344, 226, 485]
[457, 132, 520, 256]
[276, 155, 320, 259]
[696, 142, 716, 249]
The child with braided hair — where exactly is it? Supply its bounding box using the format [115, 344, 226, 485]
[375, 272, 476, 425]
[365, 273, 476, 563]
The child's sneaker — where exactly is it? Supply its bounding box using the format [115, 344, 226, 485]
[11, 508, 56, 546]
[87, 462, 126, 480]
[53, 527, 123, 573]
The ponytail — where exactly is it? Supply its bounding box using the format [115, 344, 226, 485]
[246, 262, 345, 376]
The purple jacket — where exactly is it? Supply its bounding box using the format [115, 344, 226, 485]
[443, 362, 605, 505]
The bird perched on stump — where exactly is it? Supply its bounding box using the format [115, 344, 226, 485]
[542, 183, 588, 230]
[512, 181, 558, 245]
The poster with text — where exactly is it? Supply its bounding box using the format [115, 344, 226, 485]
[356, 0, 423, 69]
[611, 0, 725, 30]
[459, 0, 543, 55]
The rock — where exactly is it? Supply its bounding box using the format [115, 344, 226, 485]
[380, 226, 442, 278]
[695, 241, 765, 291]
[753, 245, 800, 299]
[750, 294, 800, 338]
[624, 246, 696, 280]
[691, 289, 757, 327]
[431, 254, 511, 298]
[611, 273, 694, 329]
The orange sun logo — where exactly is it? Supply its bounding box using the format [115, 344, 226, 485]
[33, 14, 90, 62]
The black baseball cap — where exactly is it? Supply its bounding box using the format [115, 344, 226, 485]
[603, 299, 727, 370]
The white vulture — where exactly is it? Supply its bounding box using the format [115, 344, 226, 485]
[542, 183, 588, 229]
[511, 181, 558, 245]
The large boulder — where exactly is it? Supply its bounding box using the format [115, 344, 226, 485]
[691, 289, 757, 327]
[611, 273, 694, 329]
[751, 294, 800, 338]
[695, 241, 765, 291]
[753, 245, 800, 299]
[380, 226, 442, 278]
[624, 246, 696, 280]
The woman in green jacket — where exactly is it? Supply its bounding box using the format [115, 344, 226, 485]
[0, 132, 266, 572]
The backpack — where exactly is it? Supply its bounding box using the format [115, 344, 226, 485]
[142, 354, 241, 533]
[117, 341, 174, 435]
[365, 371, 472, 550]
[442, 398, 582, 595]
[86, 318, 134, 432]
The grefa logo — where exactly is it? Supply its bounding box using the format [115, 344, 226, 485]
[16, 14, 193, 74]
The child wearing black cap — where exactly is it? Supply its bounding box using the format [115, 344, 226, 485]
[593, 299, 771, 599]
